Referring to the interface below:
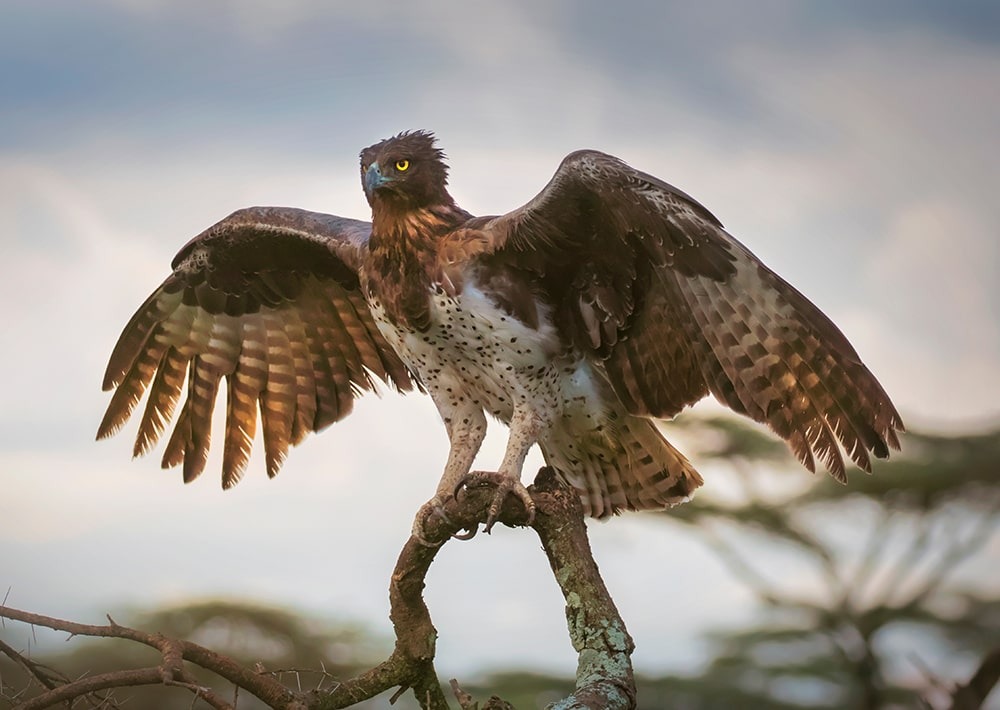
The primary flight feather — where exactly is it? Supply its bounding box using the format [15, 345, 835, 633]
[99, 130, 903, 539]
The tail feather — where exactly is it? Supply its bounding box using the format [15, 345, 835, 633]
[540, 415, 703, 518]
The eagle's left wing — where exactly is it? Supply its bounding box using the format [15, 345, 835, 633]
[98, 207, 415, 487]
[477, 150, 903, 481]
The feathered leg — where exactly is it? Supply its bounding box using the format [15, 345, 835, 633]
[460, 403, 540, 533]
[412, 403, 487, 544]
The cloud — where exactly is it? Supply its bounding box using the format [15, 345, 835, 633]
[847, 196, 1000, 423]
[873, 198, 998, 351]
[695, 26, 1000, 424]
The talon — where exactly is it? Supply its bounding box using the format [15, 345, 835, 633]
[484, 503, 502, 534]
[453, 470, 490, 497]
[413, 531, 443, 548]
[411, 495, 452, 546]
[460, 471, 535, 533]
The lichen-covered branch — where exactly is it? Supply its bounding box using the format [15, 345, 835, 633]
[530, 469, 636, 709]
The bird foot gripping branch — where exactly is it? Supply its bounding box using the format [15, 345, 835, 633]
[98, 129, 903, 531]
[456, 471, 537, 534]
[410, 470, 538, 547]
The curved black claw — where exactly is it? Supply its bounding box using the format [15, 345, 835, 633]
[451, 527, 479, 541]
[411, 495, 453, 547]
[456, 471, 536, 533]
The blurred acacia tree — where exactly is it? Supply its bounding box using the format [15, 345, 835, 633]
[657, 416, 1000, 709]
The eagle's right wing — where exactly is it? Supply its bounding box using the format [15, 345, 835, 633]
[477, 151, 902, 482]
[98, 206, 415, 487]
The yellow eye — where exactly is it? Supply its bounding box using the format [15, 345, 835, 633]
[395, 159, 410, 172]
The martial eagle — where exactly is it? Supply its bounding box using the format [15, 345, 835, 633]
[98, 130, 903, 540]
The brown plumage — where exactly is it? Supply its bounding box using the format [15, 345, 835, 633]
[98, 130, 904, 536]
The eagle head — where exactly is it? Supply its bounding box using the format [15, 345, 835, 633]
[360, 130, 451, 209]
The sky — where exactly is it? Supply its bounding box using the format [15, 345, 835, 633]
[2, 0, 999, 692]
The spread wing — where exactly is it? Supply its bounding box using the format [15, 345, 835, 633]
[98, 206, 415, 487]
[481, 150, 904, 481]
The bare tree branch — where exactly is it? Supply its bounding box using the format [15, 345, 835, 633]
[0, 637, 67, 697]
[0, 607, 286, 709]
[843, 508, 894, 610]
[698, 523, 784, 606]
[16, 667, 231, 710]
[0, 468, 636, 709]
[896, 508, 999, 610]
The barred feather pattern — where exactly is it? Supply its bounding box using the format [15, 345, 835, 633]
[661, 244, 902, 480]
[98, 271, 413, 488]
[541, 414, 703, 518]
[483, 148, 903, 484]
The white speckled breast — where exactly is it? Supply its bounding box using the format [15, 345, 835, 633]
[367, 280, 607, 430]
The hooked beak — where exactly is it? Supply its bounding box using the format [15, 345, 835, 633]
[364, 163, 391, 198]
